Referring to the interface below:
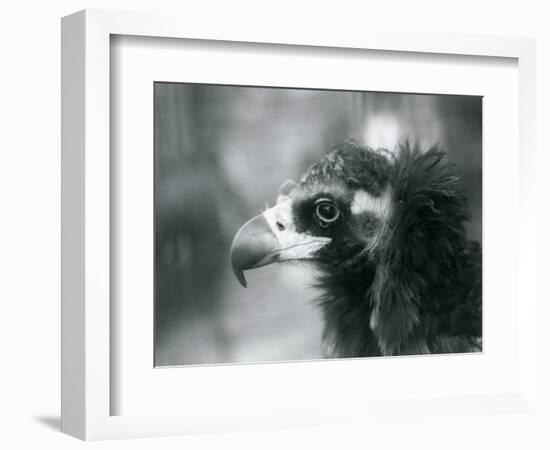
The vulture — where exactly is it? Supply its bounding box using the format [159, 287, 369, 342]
[230, 141, 482, 357]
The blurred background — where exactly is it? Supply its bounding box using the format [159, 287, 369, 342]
[154, 83, 482, 367]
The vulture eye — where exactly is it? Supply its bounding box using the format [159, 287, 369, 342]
[314, 198, 340, 227]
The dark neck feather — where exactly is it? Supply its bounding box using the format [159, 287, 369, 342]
[315, 260, 381, 357]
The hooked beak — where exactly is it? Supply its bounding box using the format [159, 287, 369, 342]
[230, 201, 331, 287]
[230, 214, 281, 287]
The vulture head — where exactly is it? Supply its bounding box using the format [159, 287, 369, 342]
[230, 140, 481, 357]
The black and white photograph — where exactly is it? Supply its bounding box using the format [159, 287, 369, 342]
[154, 83, 482, 366]
[5, 1, 545, 446]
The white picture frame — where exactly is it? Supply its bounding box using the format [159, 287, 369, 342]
[61, 9, 537, 441]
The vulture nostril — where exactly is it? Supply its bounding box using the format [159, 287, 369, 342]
[276, 221, 285, 231]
